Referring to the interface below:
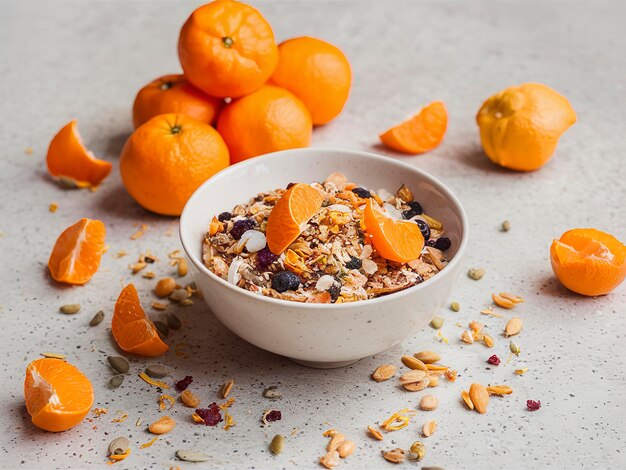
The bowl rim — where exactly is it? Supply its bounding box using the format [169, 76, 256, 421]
[180, 147, 469, 310]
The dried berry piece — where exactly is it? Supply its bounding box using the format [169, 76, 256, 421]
[218, 212, 232, 222]
[175, 375, 193, 392]
[527, 399, 541, 411]
[328, 278, 342, 302]
[195, 403, 222, 426]
[402, 209, 417, 220]
[487, 354, 501, 366]
[416, 219, 431, 240]
[345, 256, 362, 270]
[433, 237, 451, 251]
[256, 247, 278, 270]
[407, 201, 423, 214]
[262, 409, 282, 424]
[230, 219, 257, 240]
[351, 187, 371, 198]
[271, 271, 300, 293]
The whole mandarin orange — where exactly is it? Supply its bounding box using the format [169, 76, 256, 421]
[120, 113, 229, 216]
[270, 36, 351, 125]
[217, 85, 312, 163]
[132, 74, 223, 128]
[476, 83, 576, 171]
[178, 0, 278, 98]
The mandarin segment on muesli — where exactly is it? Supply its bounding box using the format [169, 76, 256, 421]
[202, 172, 453, 303]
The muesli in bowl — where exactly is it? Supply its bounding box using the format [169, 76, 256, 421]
[202, 172, 452, 304]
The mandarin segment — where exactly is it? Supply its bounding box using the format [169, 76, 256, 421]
[46, 120, 112, 187]
[112, 284, 169, 356]
[550, 228, 626, 296]
[380, 101, 448, 155]
[48, 218, 106, 285]
[24, 358, 94, 432]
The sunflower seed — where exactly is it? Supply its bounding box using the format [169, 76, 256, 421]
[108, 436, 130, 455]
[176, 450, 211, 462]
[144, 364, 170, 379]
[89, 310, 105, 326]
[109, 375, 124, 389]
[263, 386, 282, 399]
[270, 434, 285, 455]
[154, 320, 169, 337]
[107, 356, 129, 374]
[468, 268, 485, 280]
[166, 312, 182, 330]
[60, 304, 81, 314]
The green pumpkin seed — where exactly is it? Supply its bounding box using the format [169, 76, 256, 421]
[107, 356, 129, 374]
[430, 315, 444, 330]
[145, 364, 170, 379]
[166, 312, 182, 330]
[450, 302, 460, 312]
[108, 436, 130, 455]
[270, 434, 285, 455]
[109, 375, 124, 389]
[89, 310, 105, 326]
[510, 341, 521, 355]
[263, 386, 282, 399]
[154, 321, 169, 337]
[60, 304, 81, 314]
[176, 450, 211, 462]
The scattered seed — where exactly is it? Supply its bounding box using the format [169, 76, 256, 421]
[179, 298, 194, 307]
[148, 416, 176, 434]
[469, 383, 489, 414]
[501, 220, 511, 232]
[263, 386, 283, 399]
[320, 450, 340, 469]
[180, 389, 201, 408]
[60, 304, 81, 314]
[510, 342, 521, 355]
[399, 370, 429, 391]
[178, 258, 188, 277]
[504, 317, 523, 337]
[142, 271, 156, 279]
[166, 312, 182, 330]
[220, 380, 234, 399]
[158, 394, 175, 410]
[481, 307, 503, 318]
[461, 390, 474, 410]
[151, 301, 168, 311]
[41, 352, 66, 359]
[89, 310, 105, 326]
[401, 355, 428, 371]
[408, 441, 426, 461]
[419, 395, 439, 411]
[108, 436, 130, 456]
[48, 202, 58, 212]
[144, 364, 169, 379]
[492, 293, 515, 309]
[414, 351, 441, 364]
[460, 330, 474, 344]
[140, 436, 158, 449]
[107, 356, 130, 374]
[270, 434, 285, 455]
[367, 425, 383, 440]
[515, 368, 529, 375]
[500, 292, 524, 304]
[109, 375, 124, 389]
[382, 448, 405, 464]
[450, 301, 460, 312]
[430, 315, 444, 329]
[487, 385, 513, 396]
[170, 288, 191, 302]
[130, 262, 147, 274]
[155, 278, 176, 298]
[445, 369, 457, 382]
[337, 440, 356, 458]
[154, 320, 169, 338]
[483, 334, 494, 348]
[422, 420, 437, 437]
[372, 364, 396, 382]
[176, 450, 211, 463]
[468, 268, 485, 280]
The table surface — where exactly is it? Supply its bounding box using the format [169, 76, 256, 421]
[1, 1, 625, 469]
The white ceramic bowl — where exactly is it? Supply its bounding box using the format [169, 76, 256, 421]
[180, 148, 468, 368]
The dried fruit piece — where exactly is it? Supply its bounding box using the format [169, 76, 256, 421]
[469, 383, 489, 414]
[527, 399, 541, 411]
[445, 369, 457, 382]
[380, 409, 416, 431]
[401, 355, 428, 371]
[515, 368, 529, 375]
[381, 448, 406, 464]
[195, 403, 223, 426]
[419, 395, 439, 411]
[422, 420, 437, 437]
[158, 394, 175, 410]
[460, 330, 474, 344]
[372, 364, 396, 382]
[414, 351, 441, 364]
[262, 409, 282, 425]
[175, 375, 193, 391]
[139, 372, 169, 389]
[504, 317, 523, 337]
[487, 354, 501, 366]
[367, 425, 383, 440]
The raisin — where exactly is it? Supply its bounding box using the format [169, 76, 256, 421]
[217, 212, 232, 222]
[416, 219, 431, 240]
[256, 247, 278, 270]
[433, 237, 451, 251]
[408, 201, 423, 214]
[351, 187, 371, 198]
[271, 271, 301, 293]
[230, 219, 257, 240]
[345, 256, 362, 270]
[402, 209, 416, 220]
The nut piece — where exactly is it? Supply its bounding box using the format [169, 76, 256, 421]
[422, 420, 437, 437]
[427, 376, 439, 387]
[220, 379, 235, 399]
[396, 184, 414, 202]
[504, 317, 523, 337]
[326, 433, 345, 452]
[372, 364, 396, 382]
[500, 292, 524, 304]
[399, 370, 429, 391]
[469, 383, 489, 414]
[148, 415, 176, 434]
[419, 395, 439, 411]
[414, 351, 441, 364]
[337, 440, 356, 458]
[270, 434, 285, 455]
[468, 268, 485, 280]
[367, 425, 383, 441]
[155, 277, 176, 298]
[180, 389, 200, 408]
[382, 448, 406, 464]
[461, 390, 474, 410]
[401, 355, 428, 371]
[319, 450, 340, 469]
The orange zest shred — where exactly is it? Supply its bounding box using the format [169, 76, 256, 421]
[437, 330, 449, 344]
[111, 412, 129, 423]
[219, 397, 235, 410]
[191, 412, 205, 424]
[107, 448, 131, 464]
[130, 224, 148, 240]
[158, 394, 175, 410]
[139, 372, 170, 389]
[93, 407, 108, 417]
[140, 436, 159, 449]
[380, 408, 416, 432]
[223, 411, 235, 430]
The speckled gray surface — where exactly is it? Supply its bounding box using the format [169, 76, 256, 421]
[1, 1, 625, 469]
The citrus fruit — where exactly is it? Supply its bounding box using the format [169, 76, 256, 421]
[550, 228, 626, 296]
[266, 183, 324, 254]
[120, 113, 229, 216]
[476, 83, 576, 171]
[112, 284, 169, 356]
[217, 85, 312, 163]
[24, 358, 94, 432]
[363, 198, 424, 263]
[380, 101, 448, 155]
[178, 0, 278, 98]
[46, 120, 112, 187]
[132, 74, 223, 128]
[48, 218, 106, 285]
[269, 36, 351, 125]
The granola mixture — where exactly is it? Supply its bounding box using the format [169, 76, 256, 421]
[202, 173, 453, 303]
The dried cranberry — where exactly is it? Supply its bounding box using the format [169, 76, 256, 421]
[416, 219, 431, 240]
[175, 375, 193, 391]
[351, 187, 371, 198]
[345, 256, 362, 270]
[230, 219, 257, 240]
[407, 201, 423, 215]
[217, 212, 232, 222]
[256, 247, 278, 270]
[195, 403, 223, 426]
[527, 400, 541, 411]
[487, 354, 500, 366]
[265, 410, 282, 422]
[271, 271, 300, 293]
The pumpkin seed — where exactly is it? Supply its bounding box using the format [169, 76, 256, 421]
[270, 434, 285, 455]
[468, 268, 485, 280]
[107, 356, 129, 374]
[109, 375, 124, 389]
[89, 310, 105, 326]
[401, 355, 428, 371]
[502, 220, 511, 232]
[166, 312, 182, 330]
[108, 436, 130, 455]
[504, 317, 523, 337]
[154, 320, 169, 337]
[145, 364, 170, 379]
[263, 386, 282, 399]
[450, 302, 460, 312]
[176, 450, 211, 462]
[429, 315, 444, 329]
[414, 351, 440, 364]
[60, 304, 81, 314]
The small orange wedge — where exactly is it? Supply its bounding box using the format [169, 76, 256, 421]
[380, 101, 448, 155]
[24, 358, 94, 432]
[112, 284, 169, 356]
[266, 183, 325, 254]
[550, 228, 626, 296]
[46, 120, 112, 187]
[48, 218, 106, 285]
[364, 198, 424, 263]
